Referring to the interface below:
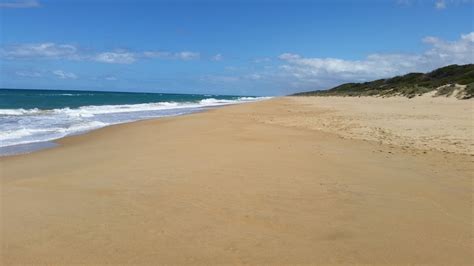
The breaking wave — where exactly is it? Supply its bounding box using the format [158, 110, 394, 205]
[0, 97, 269, 149]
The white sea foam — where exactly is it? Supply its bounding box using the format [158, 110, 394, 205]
[0, 97, 269, 149]
[0, 108, 43, 115]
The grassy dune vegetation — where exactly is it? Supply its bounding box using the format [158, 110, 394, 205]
[293, 64, 474, 99]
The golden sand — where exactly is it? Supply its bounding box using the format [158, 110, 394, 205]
[1, 97, 473, 264]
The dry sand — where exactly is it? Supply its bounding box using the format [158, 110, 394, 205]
[1, 97, 473, 264]
[269, 95, 474, 155]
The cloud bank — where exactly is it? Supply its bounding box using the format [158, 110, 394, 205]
[0, 0, 39, 8]
[3, 32, 473, 93]
[1, 43, 200, 64]
[276, 32, 474, 88]
[52, 70, 77, 79]
[94, 52, 137, 64]
[2, 43, 78, 59]
[397, 0, 473, 9]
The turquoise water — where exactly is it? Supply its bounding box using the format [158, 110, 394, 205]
[0, 89, 267, 155]
[0, 89, 251, 109]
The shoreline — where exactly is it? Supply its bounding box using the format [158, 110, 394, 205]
[0, 112, 201, 157]
[0, 102, 248, 157]
[4, 93, 472, 158]
[2, 97, 472, 264]
[0, 91, 271, 157]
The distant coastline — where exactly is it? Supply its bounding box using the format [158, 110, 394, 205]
[293, 64, 474, 99]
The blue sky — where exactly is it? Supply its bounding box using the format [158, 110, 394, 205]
[1, 0, 473, 95]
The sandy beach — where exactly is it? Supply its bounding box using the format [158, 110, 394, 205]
[1, 96, 473, 264]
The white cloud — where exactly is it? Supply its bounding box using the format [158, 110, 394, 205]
[211, 53, 223, 61]
[1, 43, 202, 63]
[142, 51, 200, 60]
[0, 0, 39, 8]
[245, 73, 262, 80]
[175, 51, 200, 60]
[15, 71, 42, 78]
[52, 70, 77, 79]
[435, 0, 447, 9]
[277, 32, 474, 87]
[397, 0, 474, 9]
[1, 43, 78, 59]
[278, 53, 422, 81]
[279, 53, 302, 61]
[142, 51, 172, 58]
[94, 51, 136, 64]
[254, 57, 271, 63]
[421, 32, 474, 67]
[104, 76, 117, 81]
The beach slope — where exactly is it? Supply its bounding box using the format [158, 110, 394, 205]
[1, 97, 472, 264]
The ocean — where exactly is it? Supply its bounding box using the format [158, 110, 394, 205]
[0, 89, 268, 155]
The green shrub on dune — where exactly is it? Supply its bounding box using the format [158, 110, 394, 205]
[293, 64, 474, 99]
